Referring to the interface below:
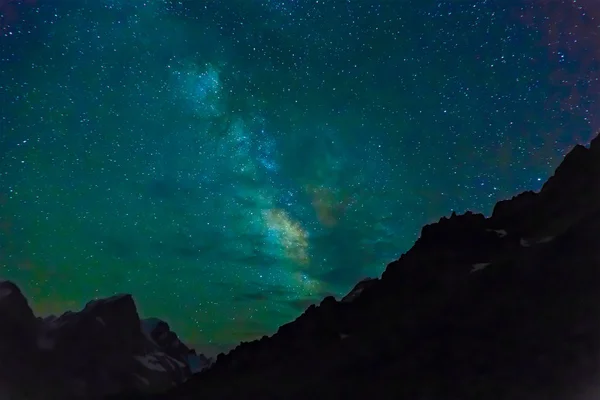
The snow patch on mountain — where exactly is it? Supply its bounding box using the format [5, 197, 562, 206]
[520, 236, 555, 247]
[486, 228, 508, 238]
[471, 262, 491, 273]
[135, 354, 169, 372]
[134, 374, 150, 386]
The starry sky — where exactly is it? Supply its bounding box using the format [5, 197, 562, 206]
[1, 0, 599, 355]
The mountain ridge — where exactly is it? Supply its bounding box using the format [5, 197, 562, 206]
[0, 281, 211, 399]
[126, 131, 600, 399]
[4, 132, 600, 399]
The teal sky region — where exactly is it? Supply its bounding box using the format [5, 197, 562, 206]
[1, 0, 599, 355]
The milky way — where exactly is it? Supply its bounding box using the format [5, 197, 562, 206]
[1, 0, 599, 354]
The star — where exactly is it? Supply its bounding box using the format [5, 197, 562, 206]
[1, 0, 597, 354]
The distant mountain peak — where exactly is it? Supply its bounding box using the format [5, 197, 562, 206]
[0, 284, 211, 399]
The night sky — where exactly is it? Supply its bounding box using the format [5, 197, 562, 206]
[1, 0, 599, 355]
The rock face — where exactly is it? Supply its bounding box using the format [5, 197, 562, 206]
[126, 131, 600, 400]
[340, 278, 378, 303]
[0, 287, 211, 399]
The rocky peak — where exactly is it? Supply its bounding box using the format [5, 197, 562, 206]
[489, 136, 600, 237]
[418, 211, 487, 244]
[590, 132, 600, 153]
[0, 280, 35, 324]
[83, 294, 138, 323]
[146, 319, 187, 354]
[140, 317, 211, 373]
[490, 190, 537, 225]
[341, 278, 378, 303]
[0, 282, 208, 399]
[0, 281, 37, 348]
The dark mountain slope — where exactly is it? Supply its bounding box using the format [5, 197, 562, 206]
[0, 283, 211, 399]
[121, 133, 600, 399]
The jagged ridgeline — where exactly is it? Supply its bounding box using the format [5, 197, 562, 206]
[5, 133, 600, 400]
[0, 282, 211, 399]
[118, 132, 600, 399]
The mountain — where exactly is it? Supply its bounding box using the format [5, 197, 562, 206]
[0, 283, 211, 399]
[111, 131, 600, 400]
[6, 132, 600, 399]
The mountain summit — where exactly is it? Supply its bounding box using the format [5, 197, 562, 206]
[119, 132, 600, 400]
[0, 283, 211, 399]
